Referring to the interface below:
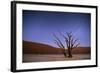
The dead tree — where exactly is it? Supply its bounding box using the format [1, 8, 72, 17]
[53, 33, 67, 57]
[63, 32, 80, 58]
[53, 32, 80, 58]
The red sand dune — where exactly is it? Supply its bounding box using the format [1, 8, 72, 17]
[23, 41, 90, 54]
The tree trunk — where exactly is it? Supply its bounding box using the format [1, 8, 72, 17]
[68, 48, 72, 58]
[63, 49, 67, 58]
[64, 52, 67, 57]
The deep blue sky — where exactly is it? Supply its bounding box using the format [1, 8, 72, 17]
[23, 10, 91, 48]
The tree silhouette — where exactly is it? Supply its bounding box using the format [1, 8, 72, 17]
[53, 32, 80, 58]
[53, 33, 67, 57]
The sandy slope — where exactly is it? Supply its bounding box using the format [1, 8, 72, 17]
[23, 41, 91, 54]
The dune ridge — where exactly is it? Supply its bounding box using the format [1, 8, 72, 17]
[23, 41, 90, 54]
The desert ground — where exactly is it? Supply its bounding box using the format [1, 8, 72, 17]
[23, 54, 90, 63]
[23, 41, 91, 63]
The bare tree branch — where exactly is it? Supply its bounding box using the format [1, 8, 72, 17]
[72, 39, 78, 47]
[53, 31, 80, 58]
[54, 40, 62, 48]
[59, 32, 69, 49]
[53, 33, 65, 49]
[73, 43, 80, 49]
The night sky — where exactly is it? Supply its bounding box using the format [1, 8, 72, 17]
[23, 10, 91, 48]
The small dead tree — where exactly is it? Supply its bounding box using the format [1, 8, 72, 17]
[53, 34, 67, 57]
[63, 32, 80, 58]
[53, 32, 80, 58]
